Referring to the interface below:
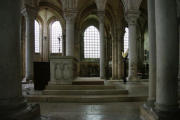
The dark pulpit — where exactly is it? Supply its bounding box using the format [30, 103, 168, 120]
[34, 62, 50, 90]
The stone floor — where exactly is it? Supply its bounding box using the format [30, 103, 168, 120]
[39, 102, 143, 120]
[22, 79, 180, 120]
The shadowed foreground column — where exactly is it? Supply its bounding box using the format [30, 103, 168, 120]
[155, 0, 179, 114]
[0, 1, 40, 120]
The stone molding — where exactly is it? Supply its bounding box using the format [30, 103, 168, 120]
[0, 97, 40, 120]
[0, 97, 27, 110]
[155, 102, 179, 112]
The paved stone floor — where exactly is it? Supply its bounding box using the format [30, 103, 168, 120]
[23, 79, 179, 120]
[40, 102, 143, 120]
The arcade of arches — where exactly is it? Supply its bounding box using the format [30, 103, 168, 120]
[0, 0, 180, 120]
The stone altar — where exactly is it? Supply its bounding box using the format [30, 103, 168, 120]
[49, 56, 78, 84]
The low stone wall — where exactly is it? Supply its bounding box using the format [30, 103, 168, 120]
[79, 61, 100, 77]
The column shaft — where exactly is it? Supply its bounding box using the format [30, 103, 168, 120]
[127, 15, 138, 81]
[112, 37, 116, 79]
[0, 0, 22, 100]
[62, 34, 66, 56]
[179, 20, 180, 80]
[42, 20, 49, 61]
[0, 1, 40, 119]
[25, 15, 34, 80]
[155, 0, 179, 112]
[147, 0, 156, 106]
[100, 22, 105, 79]
[118, 34, 123, 79]
[115, 37, 119, 79]
[66, 20, 75, 56]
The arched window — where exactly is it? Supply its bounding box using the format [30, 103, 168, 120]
[51, 21, 62, 53]
[124, 27, 129, 52]
[34, 20, 40, 53]
[84, 26, 100, 59]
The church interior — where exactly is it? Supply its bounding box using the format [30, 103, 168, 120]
[0, 0, 180, 120]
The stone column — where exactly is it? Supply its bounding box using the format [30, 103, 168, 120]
[98, 12, 106, 79]
[62, 34, 66, 56]
[179, 20, 180, 81]
[155, 0, 179, 114]
[126, 11, 139, 81]
[177, 1, 180, 81]
[112, 36, 117, 79]
[0, 1, 40, 119]
[147, 0, 156, 107]
[64, 11, 77, 57]
[22, 6, 36, 80]
[118, 30, 124, 79]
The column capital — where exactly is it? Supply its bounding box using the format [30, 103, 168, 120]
[64, 10, 78, 23]
[95, 0, 107, 11]
[125, 10, 140, 25]
[97, 11, 105, 24]
[21, 5, 37, 19]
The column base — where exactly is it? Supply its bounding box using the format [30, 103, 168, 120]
[25, 74, 33, 81]
[127, 75, 139, 81]
[145, 99, 156, 108]
[0, 97, 40, 120]
[140, 105, 180, 120]
[100, 76, 105, 79]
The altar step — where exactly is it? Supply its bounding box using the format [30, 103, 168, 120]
[26, 95, 147, 103]
[43, 89, 128, 95]
[46, 85, 116, 90]
[72, 80, 104, 85]
[26, 84, 147, 102]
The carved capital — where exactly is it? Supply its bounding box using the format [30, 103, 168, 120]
[95, 0, 107, 11]
[21, 5, 37, 19]
[64, 10, 78, 23]
[97, 11, 105, 24]
[121, 0, 142, 12]
[125, 10, 140, 25]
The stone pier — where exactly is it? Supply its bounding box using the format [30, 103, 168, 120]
[0, 1, 40, 119]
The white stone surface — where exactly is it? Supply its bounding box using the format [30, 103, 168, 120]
[50, 56, 78, 84]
